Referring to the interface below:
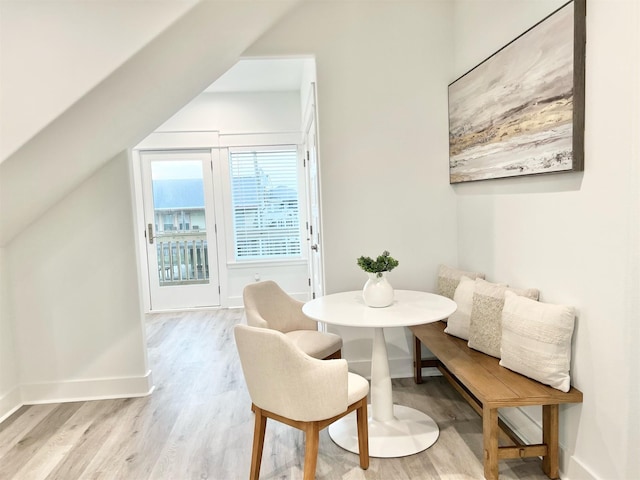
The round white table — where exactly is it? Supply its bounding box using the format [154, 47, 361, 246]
[302, 290, 457, 458]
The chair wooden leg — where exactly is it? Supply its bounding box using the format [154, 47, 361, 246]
[414, 335, 423, 384]
[356, 399, 369, 469]
[303, 422, 320, 480]
[250, 406, 267, 480]
[542, 404, 560, 479]
[483, 406, 499, 480]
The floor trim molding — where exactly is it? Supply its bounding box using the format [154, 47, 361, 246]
[19, 371, 154, 405]
[0, 386, 22, 423]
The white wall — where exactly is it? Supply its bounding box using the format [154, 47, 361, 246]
[453, 1, 640, 479]
[4, 152, 152, 405]
[158, 91, 302, 134]
[246, 1, 457, 377]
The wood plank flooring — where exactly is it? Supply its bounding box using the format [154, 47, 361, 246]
[0, 309, 551, 479]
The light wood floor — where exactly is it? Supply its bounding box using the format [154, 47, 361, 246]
[0, 309, 551, 479]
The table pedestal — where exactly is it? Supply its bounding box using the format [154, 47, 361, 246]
[328, 404, 439, 457]
[328, 327, 439, 457]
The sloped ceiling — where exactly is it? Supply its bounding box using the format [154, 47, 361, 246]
[0, 0, 300, 246]
[0, 0, 200, 161]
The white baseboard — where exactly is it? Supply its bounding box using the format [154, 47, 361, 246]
[0, 386, 22, 423]
[19, 370, 154, 405]
[227, 296, 244, 309]
[499, 406, 541, 445]
[499, 406, 595, 480]
[228, 292, 307, 309]
[347, 359, 440, 380]
[563, 454, 598, 480]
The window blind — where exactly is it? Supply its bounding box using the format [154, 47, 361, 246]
[229, 148, 301, 260]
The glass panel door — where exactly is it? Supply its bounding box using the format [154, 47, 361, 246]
[141, 150, 220, 310]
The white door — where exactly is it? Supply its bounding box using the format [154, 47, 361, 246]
[304, 86, 324, 299]
[140, 150, 220, 310]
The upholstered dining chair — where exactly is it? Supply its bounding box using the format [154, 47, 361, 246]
[234, 324, 369, 480]
[243, 280, 342, 360]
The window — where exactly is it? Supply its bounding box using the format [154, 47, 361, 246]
[162, 213, 174, 232]
[229, 148, 301, 260]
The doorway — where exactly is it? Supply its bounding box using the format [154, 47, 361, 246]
[134, 57, 324, 310]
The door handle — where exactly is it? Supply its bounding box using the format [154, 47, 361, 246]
[147, 223, 154, 244]
[311, 244, 318, 251]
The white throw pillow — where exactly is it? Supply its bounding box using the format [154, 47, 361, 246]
[444, 276, 475, 340]
[467, 279, 539, 358]
[499, 291, 576, 392]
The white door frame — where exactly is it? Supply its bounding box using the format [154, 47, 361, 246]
[303, 83, 325, 299]
[132, 131, 228, 312]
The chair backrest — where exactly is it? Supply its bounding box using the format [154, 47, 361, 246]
[243, 280, 316, 333]
[234, 324, 348, 421]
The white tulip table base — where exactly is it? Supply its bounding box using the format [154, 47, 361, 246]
[327, 405, 439, 458]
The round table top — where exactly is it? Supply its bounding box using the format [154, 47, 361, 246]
[302, 290, 457, 328]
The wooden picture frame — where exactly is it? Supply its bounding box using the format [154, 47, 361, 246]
[448, 0, 585, 184]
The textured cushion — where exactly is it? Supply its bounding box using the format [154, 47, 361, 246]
[437, 264, 485, 301]
[467, 279, 539, 358]
[443, 276, 475, 340]
[235, 324, 356, 422]
[499, 291, 576, 392]
[285, 330, 343, 359]
[347, 372, 370, 405]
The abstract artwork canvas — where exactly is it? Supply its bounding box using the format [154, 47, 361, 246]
[448, 0, 585, 183]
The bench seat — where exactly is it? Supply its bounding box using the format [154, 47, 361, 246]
[410, 321, 583, 480]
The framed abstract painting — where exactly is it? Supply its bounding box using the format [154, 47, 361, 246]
[448, 0, 586, 184]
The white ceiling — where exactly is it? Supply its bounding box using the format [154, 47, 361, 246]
[204, 58, 308, 93]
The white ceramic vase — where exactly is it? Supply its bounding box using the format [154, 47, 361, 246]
[362, 272, 394, 307]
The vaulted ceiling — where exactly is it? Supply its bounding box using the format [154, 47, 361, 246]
[0, 0, 301, 246]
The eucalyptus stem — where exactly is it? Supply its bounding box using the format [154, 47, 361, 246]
[356, 250, 399, 276]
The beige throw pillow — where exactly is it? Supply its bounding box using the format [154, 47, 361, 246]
[443, 276, 475, 340]
[467, 279, 539, 358]
[437, 264, 485, 301]
[500, 291, 576, 392]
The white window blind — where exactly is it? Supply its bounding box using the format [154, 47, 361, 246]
[229, 148, 301, 260]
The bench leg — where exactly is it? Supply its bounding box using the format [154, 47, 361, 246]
[483, 406, 499, 480]
[413, 335, 423, 384]
[542, 404, 560, 479]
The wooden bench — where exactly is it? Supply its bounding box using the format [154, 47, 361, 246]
[410, 321, 583, 480]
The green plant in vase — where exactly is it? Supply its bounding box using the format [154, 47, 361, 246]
[357, 250, 399, 278]
[357, 251, 399, 307]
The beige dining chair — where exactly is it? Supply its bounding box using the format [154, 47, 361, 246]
[243, 280, 342, 360]
[234, 324, 369, 480]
